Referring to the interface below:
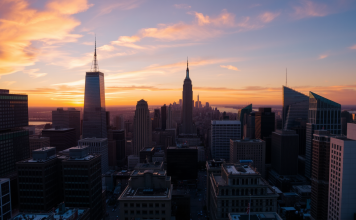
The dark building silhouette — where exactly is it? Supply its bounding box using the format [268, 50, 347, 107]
[52, 108, 81, 141]
[0, 90, 29, 178]
[139, 147, 154, 163]
[243, 112, 255, 139]
[282, 86, 308, 129]
[152, 109, 160, 130]
[111, 129, 126, 166]
[271, 130, 299, 175]
[255, 108, 275, 164]
[133, 99, 151, 155]
[341, 110, 352, 135]
[62, 146, 102, 220]
[181, 60, 194, 134]
[16, 147, 61, 212]
[311, 130, 334, 220]
[161, 104, 167, 130]
[238, 104, 252, 138]
[167, 146, 197, 182]
[305, 92, 341, 178]
[42, 128, 76, 152]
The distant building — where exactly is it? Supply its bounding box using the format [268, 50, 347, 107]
[78, 138, 109, 173]
[230, 139, 266, 177]
[305, 92, 341, 178]
[211, 120, 241, 160]
[197, 146, 205, 162]
[0, 90, 29, 177]
[238, 104, 252, 139]
[167, 146, 198, 182]
[42, 128, 76, 152]
[310, 130, 334, 220]
[110, 130, 126, 166]
[243, 112, 255, 139]
[29, 136, 50, 157]
[255, 108, 275, 139]
[0, 178, 11, 220]
[206, 102, 210, 108]
[271, 130, 299, 176]
[62, 146, 102, 220]
[207, 163, 278, 220]
[206, 159, 225, 210]
[161, 104, 167, 130]
[152, 109, 160, 130]
[152, 150, 165, 163]
[166, 104, 173, 129]
[52, 107, 81, 141]
[16, 147, 61, 212]
[114, 114, 124, 130]
[327, 123, 356, 220]
[181, 60, 195, 134]
[133, 99, 152, 155]
[118, 169, 172, 220]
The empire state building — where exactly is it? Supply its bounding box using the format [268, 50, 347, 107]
[181, 59, 194, 134]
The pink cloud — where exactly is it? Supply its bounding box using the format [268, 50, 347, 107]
[318, 54, 328, 60]
[220, 65, 240, 71]
[293, 0, 329, 19]
[259, 12, 280, 23]
[174, 4, 191, 10]
[350, 45, 356, 49]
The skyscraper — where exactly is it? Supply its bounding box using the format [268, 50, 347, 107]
[133, 99, 151, 155]
[282, 86, 309, 129]
[161, 104, 167, 130]
[305, 92, 341, 178]
[181, 59, 194, 134]
[238, 104, 252, 138]
[166, 104, 173, 129]
[82, 41, 107, 139]
[255, 108, 275, 164]
[114, 114, 124, 130]
[52, 107, 81, 141]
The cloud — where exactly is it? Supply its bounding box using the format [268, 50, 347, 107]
[259, 12, 280, 23]
[23, 69, 48, 78]
[3, 81, 16, 86]
[350, 45, 356, 49]
[292, 0, 329, 19]
[318, 54, 328, 60]
[220, 65, 240, 71]
[174, 4, 191, 10]
[0, 0, 92, 76]
[82, 42, 94, 45]
[96, 0, 142, 16]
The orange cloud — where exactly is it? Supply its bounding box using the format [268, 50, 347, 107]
[318, 54, 328, 60]
[293, 0, 329, 19]
[23, 69, 47, 78]
[350, 45, 356, 49]
[259, 12, 280, 23]
[0, 0, 92, 76]
[220, 65, 240, 71]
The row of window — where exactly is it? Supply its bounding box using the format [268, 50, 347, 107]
[124, 203, 166, 208]
[124, 210, 166, 215]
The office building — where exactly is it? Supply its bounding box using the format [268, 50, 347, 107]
[310, 130, 334, 220]
[52, 108, 81, 141]
[29, 136, 50, 157]
[127, 155, 140, 170]
[211, 120, 241, 160]
[42, 128, 76, 152]
[118, 169, 172, 220]
[16, 147, 61, 212]
[62, 146, 102, 220]
[271, 130, 299, 175]
[152, 109, 160, 130]
[167, 146, 198, 182]
[114, 114, 124, 130]
[0, 90, 29, 177]
[238, 104, 252, 139]
[0, 179, 11, 220]
[243, 112, 255, 139]
[82, 42, 107, 139]
[327, 123, 356, 220]
[133, 99, 152, 155]
[152, 150, 165, 163]
[181, 60, 195, 134]
[166, 104, 173, 129]
[282, 86, 309, 129]
[139, 147, 154, 163]
[78, 138, 109, 173]
[161, 104, 167, 130]
[111, 129, 126, 166]
[305, 92, 341, 178]
[207, 163, 278, 220]
[230, 139, 266, 177]
[206, 159, 225, 210]
[255, 108, 275, 164]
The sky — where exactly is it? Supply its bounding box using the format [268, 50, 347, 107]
[0, 0, 356, 107]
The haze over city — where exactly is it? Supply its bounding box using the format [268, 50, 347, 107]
[1, 0, 356, 106]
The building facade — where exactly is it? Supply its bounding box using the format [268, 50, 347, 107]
[211, 120, 241, 160]
[181, 60, 195, 134]
[230, 139, 266, 177]
[42, 128, 76, 152]
[78, 138, 109, 173]
[0, 178, 11, 220]
[52, 108, 81, 141]
[305, 92, 341, 178]
[133, 99, 152, 156]
[118, 169, 172, 220]
[207, 163, 278, 220]
[282, 86, 309, 129]
[238, 104, 252, 139]
[111, 129, 126, 166]
[29, 136, 50, 157]
[167, 146, 198, 182]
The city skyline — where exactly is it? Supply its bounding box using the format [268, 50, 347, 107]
[1, 0, 356, 107]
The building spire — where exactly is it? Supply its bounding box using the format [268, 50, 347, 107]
[90, 35, 99, 72]
[186, 57, 189, 79]
[286, 68, 287, 87]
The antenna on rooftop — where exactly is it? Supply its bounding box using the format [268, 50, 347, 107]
[286, 68, 287, 87]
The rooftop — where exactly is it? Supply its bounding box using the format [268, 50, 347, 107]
[79, 137, 108, 142]
[131, 169, 166, 176]
[232, 139, 264, 143]
[53, 207, 88, 219]
[134, 162, 163, 170]
[42, 128, 74, 132]
[211, 120, 241, 125]
[12, 213, 53, 220]
[224, 164, 257, 175]
[121, 187, 171, 199]
[229, 212, 282, 220]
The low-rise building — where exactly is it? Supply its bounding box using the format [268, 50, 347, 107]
[207, 163, 278, 220]
[118, 169, 172, 220]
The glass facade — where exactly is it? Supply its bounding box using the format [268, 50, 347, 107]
[82, 72, 107, 138]
[282, 86, 309, 129]
[305, 92, 341, 178]
[238, 104, 252, 138]
[0, 94, 28, 130]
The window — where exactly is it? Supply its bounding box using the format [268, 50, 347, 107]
[136, 203, 140, 207]
[149, 203, 153, 207]
[162, 210, 166, 214]
[143, 211, 147, 214]
[124, 210, 128, 214]
[124, 203, 128, 207]
[162, 203, 165, 207]
[130, 210, 134, 214]
[136, 210, 140, 214]
[156, 203, 159, 207]
[142, 203, 147, 207]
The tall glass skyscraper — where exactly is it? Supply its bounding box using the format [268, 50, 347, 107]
[238, 104, 252, 138]
[82, 42, 107, 138]
[282, 86, 309, 129]
[305, 92, 341, 178]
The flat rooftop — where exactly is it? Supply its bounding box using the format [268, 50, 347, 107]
[42, 128, 74, 131]
[131, 170, 166, 176]
[211, 120, 241, 125]
[134, 162, 163, 170]
[224, 164, 257, 175]
[229, 212, 282, 220]
[12, 213, 53, 220]
[53, 207, 87, 219]
[121, 187, 170, 199]
[79, 137, 107, 142]
[232, 139, 264, 143]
